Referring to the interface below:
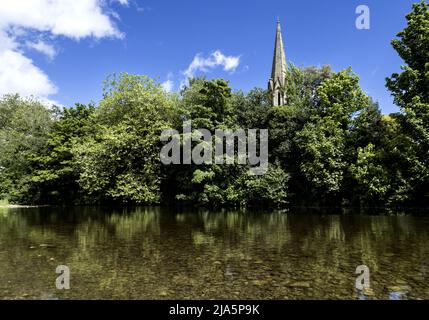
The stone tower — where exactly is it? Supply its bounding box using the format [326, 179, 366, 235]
[268, 18, 287, 107]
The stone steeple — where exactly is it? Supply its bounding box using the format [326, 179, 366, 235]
[268, 18, 287, 106]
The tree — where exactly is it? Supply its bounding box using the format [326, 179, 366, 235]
[178, 77, 235, 130]
[350, 143, 389, 203]
[30, 104, 96, 204]
[73, 74, 174, 204]
[273, 68, 373, 204]
[386, 0, 429, 205]
[0, 95, 52, 203]
[162, 78, 289, 207]
[295, 117, 346, 200]
[283, 64, 332, 109]
[233, 87, 270, 129]
[265, 66, 333, 204]
[242, 164, 289, 207]
[386, 1, 429, 108]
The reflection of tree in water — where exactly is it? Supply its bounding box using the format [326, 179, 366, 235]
[171, 210, 429, 299]
[0, 207, 428, 299]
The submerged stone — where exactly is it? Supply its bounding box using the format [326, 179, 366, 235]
[288, 282, 311, 288]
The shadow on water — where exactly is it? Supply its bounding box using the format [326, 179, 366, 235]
[0, 206, 428, 300]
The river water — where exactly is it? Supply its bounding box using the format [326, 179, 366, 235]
[0, 207, 428, 300]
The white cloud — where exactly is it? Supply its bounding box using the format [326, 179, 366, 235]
[0, 48, 57, 98]
[161, 72, 175, 92]
[115, 0, 130, 6]
[0, 0, 128, 103]
[26, 40, 57, 59]
[183, 50, 241, 79]
[0, 0, 124, 39]
[162, 79, 174, 93]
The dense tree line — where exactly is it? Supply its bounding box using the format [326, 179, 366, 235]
[0, 1, 428, 208]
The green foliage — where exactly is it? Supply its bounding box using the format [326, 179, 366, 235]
[386, 0, 429, 205]
[350, 144, 389, 201]
[0, 2, 427, 209]
[233, 88, 270, 129]
[164, 77, 288, 207]
[242, 165, 289, 207]
[179, 77, 236, 129]
[73, 74, 173, 204]
[317, 69, 371, 129]
[31, 104, 95, 204]
[266, 65, 333, 183]
[284, 64, 332, 108]
[0, 95, 52, 203]
[386, 0, 429, 108]
[296, 117, 346, 196]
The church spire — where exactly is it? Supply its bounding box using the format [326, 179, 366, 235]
[268, 19, 287, 106]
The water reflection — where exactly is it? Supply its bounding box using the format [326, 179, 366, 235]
[0, 207, 428, 300]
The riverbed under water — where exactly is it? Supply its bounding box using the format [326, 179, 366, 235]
[0, 207, 428, 300]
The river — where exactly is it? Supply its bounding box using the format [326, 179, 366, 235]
[0, 207, 428, 300]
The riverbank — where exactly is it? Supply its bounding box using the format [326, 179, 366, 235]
[0, 205, 46, 208]
[0, 201, 428, 213]
[0, 200, 47, 209]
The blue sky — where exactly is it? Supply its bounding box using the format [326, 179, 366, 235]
[0, 0, 420, 114]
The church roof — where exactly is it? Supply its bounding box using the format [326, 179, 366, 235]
[271, 19, 287, 85]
